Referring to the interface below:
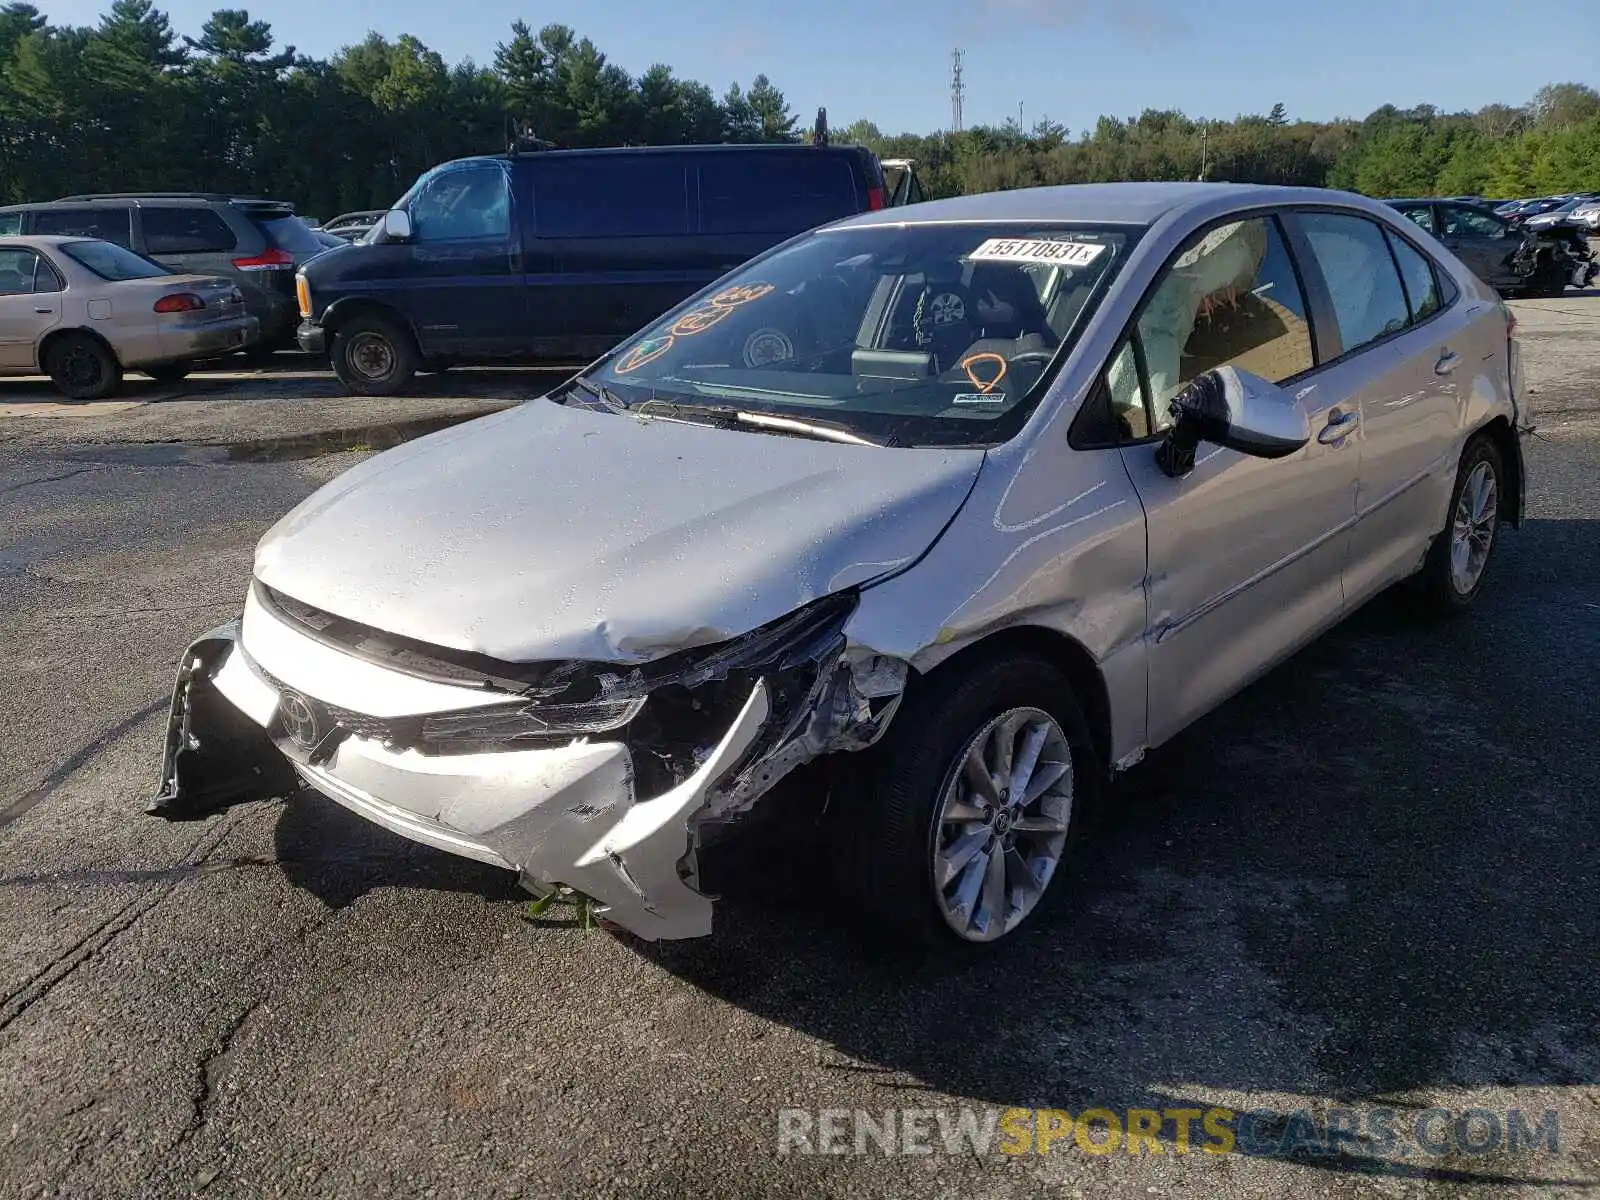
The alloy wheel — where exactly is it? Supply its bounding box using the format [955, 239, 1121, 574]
[932, 706, 1073, 943]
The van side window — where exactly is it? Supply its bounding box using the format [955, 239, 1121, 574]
[143, 207, 237, 254]
[700, 156, 857, 235]
[534, 158, 688, 238]
[31, 206, 134, 248]
[410, 165, 511, 243]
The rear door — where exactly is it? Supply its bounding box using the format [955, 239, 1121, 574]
[522, 153, 697, 356]
[1291, 209, 1467, 603]
[0, 246, 62, 369]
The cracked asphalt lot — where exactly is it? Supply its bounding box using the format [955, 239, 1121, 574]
[1, 310, 1597, 1199]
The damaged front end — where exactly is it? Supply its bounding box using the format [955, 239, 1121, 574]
[146, 588, 908, 940]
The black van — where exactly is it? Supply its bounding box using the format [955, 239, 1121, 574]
[294, 143, 921, 394]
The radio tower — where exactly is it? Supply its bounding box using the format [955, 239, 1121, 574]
[950, 48, 966, 132]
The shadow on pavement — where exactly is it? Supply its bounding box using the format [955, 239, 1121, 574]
[266, 517, 1599, 1184]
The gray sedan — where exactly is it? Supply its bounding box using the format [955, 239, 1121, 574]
[150, 183, 1525, 952]
[0, 235, 256, 398]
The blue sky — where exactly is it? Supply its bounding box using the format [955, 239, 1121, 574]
[48, 0, 1600, 135]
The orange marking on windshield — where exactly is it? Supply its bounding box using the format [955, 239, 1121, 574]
[613, 282, 774, 373]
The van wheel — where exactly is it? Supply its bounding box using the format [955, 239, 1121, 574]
[332, 315, 418, 396]
[45, 333, 122, 401]
[839, 654, 1097, 954]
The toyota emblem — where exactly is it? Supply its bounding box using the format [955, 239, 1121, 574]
[278, 690, 321, 750]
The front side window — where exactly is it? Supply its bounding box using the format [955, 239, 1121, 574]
[57, 239, 172, 282]
[142, 207, 237, 254]
[0, 212, 21, 236]
[32, 206, 134, 248]
[0, 248, 42, 295]
[1134, 216, 1314, 418]
[1395, 204, 1436, 234]
[581, 223, 1131, 447]
[1299, 212, 1412, 356]
[408, 164, 511, 243]
[1439, 205, 1505, 239]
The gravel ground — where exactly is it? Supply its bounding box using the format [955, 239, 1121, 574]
[0, 305, 1597, 1200]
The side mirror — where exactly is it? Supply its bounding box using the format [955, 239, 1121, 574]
[1155, 366, 1311, 479]
[381, 209, 413, 241]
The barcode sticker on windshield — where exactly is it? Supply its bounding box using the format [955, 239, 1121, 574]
[968, 238, 1107, 267]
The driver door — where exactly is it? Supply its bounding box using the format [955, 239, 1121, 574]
[1436, 204, 1522, 289]
[1112, 213, 1358, 747]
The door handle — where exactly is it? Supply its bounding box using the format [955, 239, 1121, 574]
[33, 307, 52, 315]
[1317, 408, 1360, 445]
[1434, 349, 1460, 375]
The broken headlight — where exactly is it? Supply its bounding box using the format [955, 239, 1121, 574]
[419, 697, 647, 751]
[412, 593, 857, 770]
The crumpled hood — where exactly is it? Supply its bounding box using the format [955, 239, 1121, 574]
[253, 401, 985, 663]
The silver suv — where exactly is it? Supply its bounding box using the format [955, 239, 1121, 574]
[0, 193, 330, 354]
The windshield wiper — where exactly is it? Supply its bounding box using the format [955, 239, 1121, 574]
[563, 375, 629, 415]
[733, 411, 887, 447]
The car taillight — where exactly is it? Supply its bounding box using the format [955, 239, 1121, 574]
[866, 186, 885, 211]
[153, 292, 205, 313]
[232, 247, 295, 271]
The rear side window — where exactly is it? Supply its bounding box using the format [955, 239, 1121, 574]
[0, 248, 43, 295]
[1298, 212, 1412, 355]
[142, 207, 237, 254]
[700, 155, 858, 236]
[58, 239, 172, 281]
[32, 206, 134, 248]
[1385, 232, 1444, 322]
[254, 216, 326, 254]
[533, 158, 688, 238]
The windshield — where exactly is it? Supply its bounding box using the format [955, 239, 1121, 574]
[580, 222, 1131, 447]
[58, 239, 171, 281]
[256, 215, 325, 255]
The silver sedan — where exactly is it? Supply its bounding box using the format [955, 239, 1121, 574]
[151, 183, 1526, 952]
[0, 235, 257, 399]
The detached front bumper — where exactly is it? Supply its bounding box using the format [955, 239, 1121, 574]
[150, 614, 771, 941]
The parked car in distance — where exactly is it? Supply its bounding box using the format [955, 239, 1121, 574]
[320, 210, 388, 242]
[0, 235, 256, 398]
[1385, 197, 1579, 296]
[0, 193, 325, 354]
[294, 142, 924, 395]
[154, 182, 1524, 952]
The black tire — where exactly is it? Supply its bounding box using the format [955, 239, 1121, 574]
[837, 654, 1100, 955]
[1412, 434, 1505, 614]
[144, 361, 192, 384]
[44, 333, 122, 401]
[331, 314, 418, 396]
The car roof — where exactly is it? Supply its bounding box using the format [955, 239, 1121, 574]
[446, 143, 873, 169]
[830, 181, 1366, 230]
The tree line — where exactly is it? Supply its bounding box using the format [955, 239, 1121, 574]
[3, 0, 1597, 218]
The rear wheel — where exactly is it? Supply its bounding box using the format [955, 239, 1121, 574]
[144, 361, 192, 384]
[1413, 435, 1504, 614]
[838, 654, 1097, 953]
[331, 314, 418, 396]
[44, 333, 122, 401]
